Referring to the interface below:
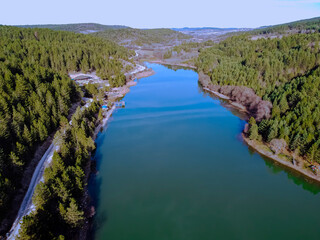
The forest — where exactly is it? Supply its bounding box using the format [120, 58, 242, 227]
[17, 23, 127, 33]
[254, 16, 320, 34]
[18, 101, 101, 239]
[163, 40, 215, 59]
[0, 26, 130, 231]
[196, 33, 320, 163]
[92, 28, 191, 46]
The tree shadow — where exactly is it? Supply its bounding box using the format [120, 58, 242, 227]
[260, 153, 320, 195]
[87, 142, 109, 239]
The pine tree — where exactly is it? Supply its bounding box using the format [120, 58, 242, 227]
[279, 95, 289, 113]
[22, 125, 33, 147]
[248, 117, 259, 140]
[63, 198, 84, 227]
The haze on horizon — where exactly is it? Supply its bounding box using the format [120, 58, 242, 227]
[1, 0, 320, 28]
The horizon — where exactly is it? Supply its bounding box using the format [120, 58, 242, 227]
[4, 15, 320, 30]
[2, 0, 320, 28]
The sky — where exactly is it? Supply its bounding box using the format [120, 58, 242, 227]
[1, 0, 320, 28]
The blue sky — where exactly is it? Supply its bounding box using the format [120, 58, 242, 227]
[1, 0, 320, 28]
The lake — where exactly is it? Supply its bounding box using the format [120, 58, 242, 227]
[90, 63, 320, 240]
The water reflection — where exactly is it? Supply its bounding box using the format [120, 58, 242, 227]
[198, 82, 247, 120]
[262, 155, 320, 194]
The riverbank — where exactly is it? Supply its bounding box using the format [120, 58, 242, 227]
[133, 68, 155, 79]
[202, 87, 248, 113]
[78, 105, 116, 240]
[198, 72, 272, 121]
[198, 71, 320, 184]
[242, 134, 320, 184]
[79, 66, 154, 240]
[146, 60, 196, 69]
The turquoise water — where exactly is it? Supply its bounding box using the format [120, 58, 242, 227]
[90, 63, 320, 240]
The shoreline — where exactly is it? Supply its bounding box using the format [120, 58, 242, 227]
[242, 134, 320, 184]
[202, 87, 248, 113]
[146, 60, 196, 69]
[198, 72, 320, 184]
[80, 67, 154, 240]
[78, 105, 116, 240]
[133, 68, 155, 79]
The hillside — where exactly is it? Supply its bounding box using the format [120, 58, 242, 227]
[92, 28, 191, 47]
[254, 16, 320, 34]
[16, 23, 128, 34]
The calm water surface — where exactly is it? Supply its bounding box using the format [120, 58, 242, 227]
[90, 63, 320, 240]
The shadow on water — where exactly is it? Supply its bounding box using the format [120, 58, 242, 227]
[88, 130, 111, 240]
[245, 144, 320, 195]
[262, 155, 320, 195]
[161, 64, 193, 71]
[198, 82, 248, 121]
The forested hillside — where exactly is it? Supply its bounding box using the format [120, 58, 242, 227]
[255, 16, 320, 34]
[0, 26, 130, 228]
[18, 101, 101, 239]
[92, 28, 191, 46]
[196, 33, 320, 162]
[17, 23, 128, 33]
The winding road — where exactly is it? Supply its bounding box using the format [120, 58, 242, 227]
[7, 98, 93, 239]
[7, 143, 58, 239]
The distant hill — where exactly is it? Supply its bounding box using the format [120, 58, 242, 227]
[254, 16, 320, 34]
[170, 27, 251, 42]
[92, 28, 191, 46]
[172, 27, 241, 31]
[16, 23, 128, 33]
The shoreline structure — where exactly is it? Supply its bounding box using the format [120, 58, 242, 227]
[198, 71, 320, 185]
